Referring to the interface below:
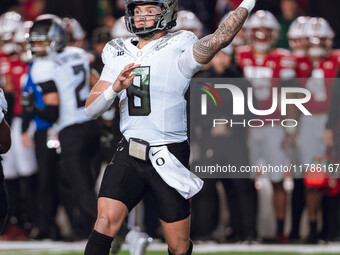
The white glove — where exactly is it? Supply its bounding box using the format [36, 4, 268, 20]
[0, 88, 8, 123]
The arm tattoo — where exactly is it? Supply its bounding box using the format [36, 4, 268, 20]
[193, 7, 249, 64]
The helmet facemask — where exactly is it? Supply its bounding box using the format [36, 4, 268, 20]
[251, 27, 278, 53]
[124, 0, 177, 39]
[247, 11, 280, 53]
[308, 37, 332, 59]
[288, 37, 309, 57]
[26, 36, 56, 59]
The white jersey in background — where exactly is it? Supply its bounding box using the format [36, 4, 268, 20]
[30, 46, 91, 131]
[100, 31, 203, 145]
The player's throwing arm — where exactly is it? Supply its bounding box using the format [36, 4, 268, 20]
[193, 0, 257, 64]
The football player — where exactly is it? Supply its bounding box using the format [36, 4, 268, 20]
[235, 10, 296, 243]
[0, 11, 38, 241]
[294, 17, 339, 243]
[83, 0, 258, 255]
[26, 14, 101, 240]
[0, 88, 11, 234]
[286, 16, 310, 242]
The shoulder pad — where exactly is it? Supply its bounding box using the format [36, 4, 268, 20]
[165, 30, 198, 49]
[31, 59, 57, 83]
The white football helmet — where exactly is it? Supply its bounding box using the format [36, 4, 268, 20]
[62, 17, 86, 47]
[112, 16, 134, 38]
[247, 10, 280, 52]
[305, 17, 334, 58]
[13, 21, 33, 62]
[171, 10, 203, 38]
[125, 0, 178, 39]
[0, 11, 23, 55]
[27, 14, 67, 59]
[287, 16, 310, 57]
[14, 21, 33, 43]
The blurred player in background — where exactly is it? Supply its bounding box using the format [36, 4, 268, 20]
[0, 11, 38, 241]
[236, 10, 296, 243]
[0, 88, 11, 234]
[27, 14, 101, 240]
[286, 15, 310, 243]
[294, 17, 340, 243]
[19, 18, 61, 240]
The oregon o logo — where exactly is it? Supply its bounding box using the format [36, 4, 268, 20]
[156, 157, 165, 166]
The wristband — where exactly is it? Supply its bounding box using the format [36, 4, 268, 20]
[239, 0, 256, 13]
[103, 85, 118, 101]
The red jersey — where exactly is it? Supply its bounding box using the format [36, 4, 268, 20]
[1, 54, 28, 116]
[295, 52, 340, 114]
[236, 45, 296, 120]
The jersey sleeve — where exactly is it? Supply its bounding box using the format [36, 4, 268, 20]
[99, 42, 117, 83]
[177, 31, 205, 78]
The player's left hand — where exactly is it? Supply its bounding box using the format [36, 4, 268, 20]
[20, 90, 35, 113]
[21, 132, 33, 148]
[112, 63, 141, 93]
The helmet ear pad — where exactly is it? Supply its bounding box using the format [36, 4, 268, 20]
[124, 0, 178, 37]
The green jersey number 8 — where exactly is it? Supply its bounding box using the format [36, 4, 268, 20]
[127, 66, 151, 116]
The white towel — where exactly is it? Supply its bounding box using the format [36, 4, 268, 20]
[149, 146, 204, 199]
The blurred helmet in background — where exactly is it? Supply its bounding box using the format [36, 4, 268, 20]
[112, 16, 134, 38]
[247, 10, 280, 53]
[305, 17, 334, 59]
[287, 16, 310, 57]
[0, 11, 23, 55]
[171, 10, 203, 38]
[13, 21, 33, 62]
[27, 14, 67, 59]
[62, 17, 86, 47]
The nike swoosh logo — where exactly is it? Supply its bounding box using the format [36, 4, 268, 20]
[151, 149, 162, 156]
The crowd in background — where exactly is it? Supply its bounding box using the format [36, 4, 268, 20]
[0, 0, 340, 247]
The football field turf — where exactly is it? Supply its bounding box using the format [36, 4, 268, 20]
[1, 252, 340, 255]
[1, 241, 340, 255]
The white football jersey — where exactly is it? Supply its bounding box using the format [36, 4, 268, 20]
[31, 46, 91, 131]
[100, 31, 203, 145]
